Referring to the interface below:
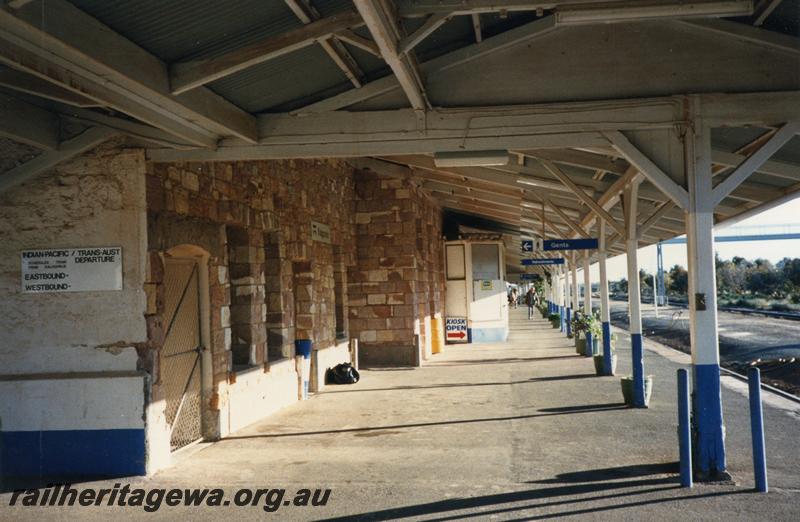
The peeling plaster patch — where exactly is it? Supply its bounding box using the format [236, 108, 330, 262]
[94, 342, 142, 355]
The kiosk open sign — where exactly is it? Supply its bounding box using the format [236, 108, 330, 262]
[445, 317, 468, 343]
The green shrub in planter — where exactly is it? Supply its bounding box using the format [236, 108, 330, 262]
[571, 311, 601, 344]
[548, 313, 560, 329]
[575, 337, 587, 355]
[593, 353, 617, 375]
[620, 375, 654, 407]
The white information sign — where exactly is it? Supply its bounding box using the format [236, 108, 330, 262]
[311, 221, 331, 244]
[445, 317, 468, 343]
[21, 247, 123, 293]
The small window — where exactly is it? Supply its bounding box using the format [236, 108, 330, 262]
[446, 244, 465, 280]
[472, 243, 500, 280]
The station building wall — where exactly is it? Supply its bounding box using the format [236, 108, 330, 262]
[0, 141, 151, 481]
[0, 140, 445, 482]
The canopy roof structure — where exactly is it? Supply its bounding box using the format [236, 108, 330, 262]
[1, 0, 799, 277]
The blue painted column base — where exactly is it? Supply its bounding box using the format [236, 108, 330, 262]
[693, 363, 729, 481]
[631, 333, 646, 407]
[602, 321, 613, 375]
[566, 308, 572, 337]
[559, 306, 565, 332]
[585, 332, 593, 357]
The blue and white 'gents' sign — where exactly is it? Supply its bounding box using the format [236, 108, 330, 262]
[520, 274, 541, 280]
[543, 238, 598, 251]
[522, 258, 564, 266]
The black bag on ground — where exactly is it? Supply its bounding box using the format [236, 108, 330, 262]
[326, 363, 360, 385]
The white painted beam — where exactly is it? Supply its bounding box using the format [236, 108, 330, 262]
[679, 18, 800, 57]
[58, 106, 199, 150]
[711, 121, 800, 206]
[604, 130, 690, 210]
[711, 148, 800, 182]
[538, 194, 589, 237]
[284, 0, 366, 88]
[522, 148, 630, 176]
[0, 0, 256, 143]
[471, 14, 483, 43]
[147, 131, 607, 161]
[556, 1, 752, 25]
[0, 38, 218, 149]
[0, 66, 98, 107]
[538, 158, 626, 236]
[335, 30, 381, 57]
[0, 126, 116, 193]
[170, 11, 364, 94]
[299, 15, 557, 112]
[0, 91, 59, 149]
[637, 201, 677, 240]
[399, 13, 452, 56]
[577, 166, 640, 233]
[353, 0, 428, 110]
[701, 91, 800, 127]
[753, 0, 784, 26]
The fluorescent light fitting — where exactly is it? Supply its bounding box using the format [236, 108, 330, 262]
[434, 150, 509, 168]
[555, 1, 753, 25]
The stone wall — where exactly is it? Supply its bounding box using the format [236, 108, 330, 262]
[348, 170, 444, 366]
[145, 159, 356, 378]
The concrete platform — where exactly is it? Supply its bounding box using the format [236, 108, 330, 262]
[3, 308, 800, 520]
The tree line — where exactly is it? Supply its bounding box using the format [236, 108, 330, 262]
[613, 255, 800, 309]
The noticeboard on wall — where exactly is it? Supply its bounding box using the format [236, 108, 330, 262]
[20, 247, 123, 293]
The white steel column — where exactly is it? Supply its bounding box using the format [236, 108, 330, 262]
[624, 179, 646, 407]
[686, 101, 727, 480]
[571, 258, 579, 312]
[563, 262, 571, 334]
[598, 220, 613, 375]
[583, 251, 593, 357]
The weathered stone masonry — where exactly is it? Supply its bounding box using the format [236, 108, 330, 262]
[349, 170, 445, 366]
[0, 139, 446, 476]
[145, 158, 445, 390]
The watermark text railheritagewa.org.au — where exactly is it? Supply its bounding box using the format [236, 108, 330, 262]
[8, 484, 331, 513]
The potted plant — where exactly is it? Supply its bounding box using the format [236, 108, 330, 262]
[571, 311, 596, 355]
[592, 329, 618, 375]
[548, 312, 560, 329]
[585, 315, 601, 356]
[621, 375, 654, 407]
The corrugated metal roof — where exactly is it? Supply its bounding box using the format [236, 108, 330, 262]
[69, 0, 352, 63]
[208, 45, 351, 113]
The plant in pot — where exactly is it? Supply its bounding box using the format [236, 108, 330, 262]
[621, 375, 654, 407]
[592, 323, 617, 376]
[571, 311, 588, 355]
[548, 312, 561, 329]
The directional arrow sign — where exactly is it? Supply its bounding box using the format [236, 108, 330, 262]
[522, 258, 564, 266]
[445, 317, 468, 343]
[543, 238, 598, 251]
[521, 240, 534, 252]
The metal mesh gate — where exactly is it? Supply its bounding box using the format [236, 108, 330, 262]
[160, 258, 203, 451]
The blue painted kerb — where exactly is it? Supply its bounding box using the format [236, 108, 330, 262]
[1, 429, 146, 479]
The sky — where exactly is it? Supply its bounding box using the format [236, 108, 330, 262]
[597, 197, 800, 282]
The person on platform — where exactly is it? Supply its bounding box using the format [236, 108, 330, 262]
[525, 287, 537, 320]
